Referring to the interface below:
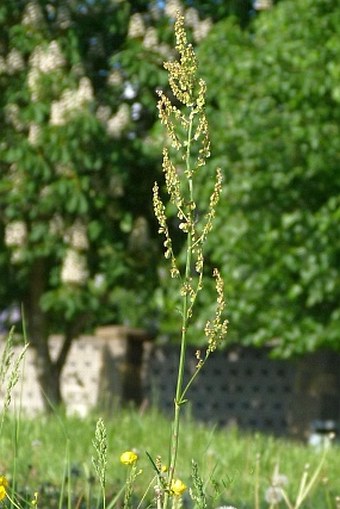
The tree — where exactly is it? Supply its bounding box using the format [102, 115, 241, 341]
[1, 0, 244, 408]
[0, 0, 170, 407]
[194, 0, 340, 356]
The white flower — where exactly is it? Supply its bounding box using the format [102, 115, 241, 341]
[122, 81, 137, 100]
[27, 68, 41, 100]
[254, 0, 273, 10]
[96, 105, 112, 123]
[165, 0, 183, 18]
[265, 486, 283, 504]
[22, 1, 44, 26]
[28, 123, 41, 145]
[185, 7, 199, 28]
[49, 215, 64, 236]
[50, 78, 93, 126]
[61, 249, 88, 285]
[7, 49, 25, 74]
[193, 18, 212, 42]
[106, 104, 130, 138]
[64, 222, 88, 250]
[78, 77, 93, 101]
[5, 103, 25, 130]
[56, 6, 71, 29]
[5, 221, 27, 247]
[128, 13, 145, 38]
[143, 27, 158, 50]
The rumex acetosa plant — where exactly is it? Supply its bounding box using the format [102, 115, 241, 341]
[152, 12, 228, 508]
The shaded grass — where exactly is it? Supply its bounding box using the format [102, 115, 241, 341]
[0, 407, 339, 508]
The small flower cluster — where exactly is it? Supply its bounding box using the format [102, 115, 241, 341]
[22, 1, 44, 27]
[50, 77, 94, 126]
[4, 221, 27, 264]
[27, 41, 66, 102]
[106, 103, 130, 138]
[29, 41, 65, 74]
[5, 49, 25, 75]
[61, 250, 88, 285]
[61, 220, 89, 284]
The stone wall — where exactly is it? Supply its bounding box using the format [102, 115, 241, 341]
[1, 326, 339, 439]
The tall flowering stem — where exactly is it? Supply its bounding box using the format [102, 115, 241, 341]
[153, 13, 228, 509]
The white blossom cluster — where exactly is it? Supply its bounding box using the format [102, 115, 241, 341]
[96, 105, 112, 123]
[4, 103, 24, 131]
[64, 221, 89, 250]
[22, 1, 44, 27]
[192, 17, 212, 42]
[4, 221, 27, 247]
[164, 0, 183, 18]
[5, 49, 25, 74]
[254, 0, 273, 9]
[50, 77, 94, 126]
[142, 27, 158, 50]
[128, 12, 146, 38]
[56, 6, 72, 29]
[49, 214, 64, 236]
[28, 123, 42, 145]
[61, 221, 89, 284]
[185, 7, 212, 42]
[29, 40, 65, 73]
[61, 249, 88, 285]
[27, 40, 65, 101]
[106, 103, 130, 138]
[127, 2, 210, 51]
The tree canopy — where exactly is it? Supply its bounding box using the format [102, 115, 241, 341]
[0, 0, 234, 405]
[196, 0, 340, 356]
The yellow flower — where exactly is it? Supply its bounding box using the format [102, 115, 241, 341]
[0, 477, 8, 488]
[0, 476, 8, 502]
[0, 486, 6, 501]
[171, 479, 187, 496]
[120, 450, 138, 465]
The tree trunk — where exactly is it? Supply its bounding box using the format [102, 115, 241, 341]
[25, 259, 63, 410]
[25, 258, 87, 411]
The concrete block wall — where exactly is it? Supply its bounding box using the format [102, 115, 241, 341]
[1, 328, 339, 439]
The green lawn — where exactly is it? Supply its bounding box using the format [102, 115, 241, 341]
[1, 407, 339, 508]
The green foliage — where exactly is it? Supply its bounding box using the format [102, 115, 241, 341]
[194, 0, 340, 356]
[0, 0, 166, 338]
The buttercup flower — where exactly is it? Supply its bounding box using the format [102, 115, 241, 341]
[120, 450, 138, 465]
[171, 479, 187, 496]
[0, 476, 8, 501]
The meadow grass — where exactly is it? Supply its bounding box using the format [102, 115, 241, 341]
[0, 408, 339, 508]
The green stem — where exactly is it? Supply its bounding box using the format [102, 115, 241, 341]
[180, 351, 211, 404]
[164, 115, 194, 509]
